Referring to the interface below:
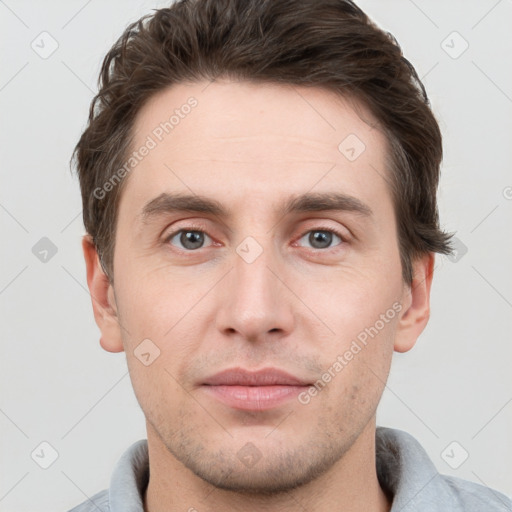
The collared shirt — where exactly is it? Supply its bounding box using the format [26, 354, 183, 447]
[68, 427, 511, 511]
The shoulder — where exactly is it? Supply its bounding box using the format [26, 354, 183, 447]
[66, 489, 109, 512]
[442, 474, 512, 511]
[65, 439, 148, 512]
[376, 427, 512, 511]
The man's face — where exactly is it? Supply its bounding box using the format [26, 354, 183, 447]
[95, 80, 425, 492]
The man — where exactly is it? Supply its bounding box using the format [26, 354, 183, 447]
[70, 0, 511, 510]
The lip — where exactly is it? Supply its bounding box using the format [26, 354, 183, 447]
[201, 367, 311, 411]
[202, 367, 311, 386]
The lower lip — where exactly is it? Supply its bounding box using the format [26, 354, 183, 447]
[201, 385, 308, 411]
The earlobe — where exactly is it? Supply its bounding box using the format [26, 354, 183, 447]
[82, 235, 124, 353]
[394, 253, 435, 353]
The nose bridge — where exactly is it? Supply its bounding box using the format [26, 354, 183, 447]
[234, 235, 276, 302]
[216, 234, 294, 340]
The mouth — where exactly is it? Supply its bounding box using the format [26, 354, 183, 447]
[201, 367, 312, 411]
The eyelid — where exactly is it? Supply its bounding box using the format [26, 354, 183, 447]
[293, 225, 348, 253]
[163, 222, 349, 253]
[296, 225, 349, 243]
[163, 222, 216, 246]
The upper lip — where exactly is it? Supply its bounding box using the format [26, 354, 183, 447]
[202, 367, 311, 386]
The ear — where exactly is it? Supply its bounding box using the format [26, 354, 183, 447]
[394, 253, 435, 353]
[82, 235, 124, 353]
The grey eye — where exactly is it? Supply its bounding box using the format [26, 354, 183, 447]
[169, 230, 212, 250]
[298, 230, 343, 250]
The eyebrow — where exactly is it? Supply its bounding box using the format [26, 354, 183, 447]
[140, 191, 373, 223]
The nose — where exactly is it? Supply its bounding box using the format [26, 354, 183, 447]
[215, 238, 295, 344]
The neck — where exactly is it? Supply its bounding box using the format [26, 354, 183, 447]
[144, 419, 391, 512]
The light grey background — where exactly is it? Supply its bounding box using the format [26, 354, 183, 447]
[1, 0, 511, 510]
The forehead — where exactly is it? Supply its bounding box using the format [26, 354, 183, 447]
[120, 79, 393, 225]
[133, 79, 383, 160]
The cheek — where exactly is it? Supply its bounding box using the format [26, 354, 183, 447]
[114, 266, 207, 387]
[315, 312, 396, 420]
[308, 268, 401, 398]
[125, 358, 185, 431]
[315, 264, 402, 338]
[114, 262, 201, 341]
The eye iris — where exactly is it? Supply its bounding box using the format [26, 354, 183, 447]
[310, 231, 332, 249]
[175, 230, 337, 250]
[181, 231, 204, 250]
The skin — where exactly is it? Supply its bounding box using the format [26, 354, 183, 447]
[83, 79, 434, 512]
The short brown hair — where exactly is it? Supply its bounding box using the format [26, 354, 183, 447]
[73, 0, 453, 284]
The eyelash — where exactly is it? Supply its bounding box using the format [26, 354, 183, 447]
[296, 226, 347, 250]
[163, 224, 347, 252]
